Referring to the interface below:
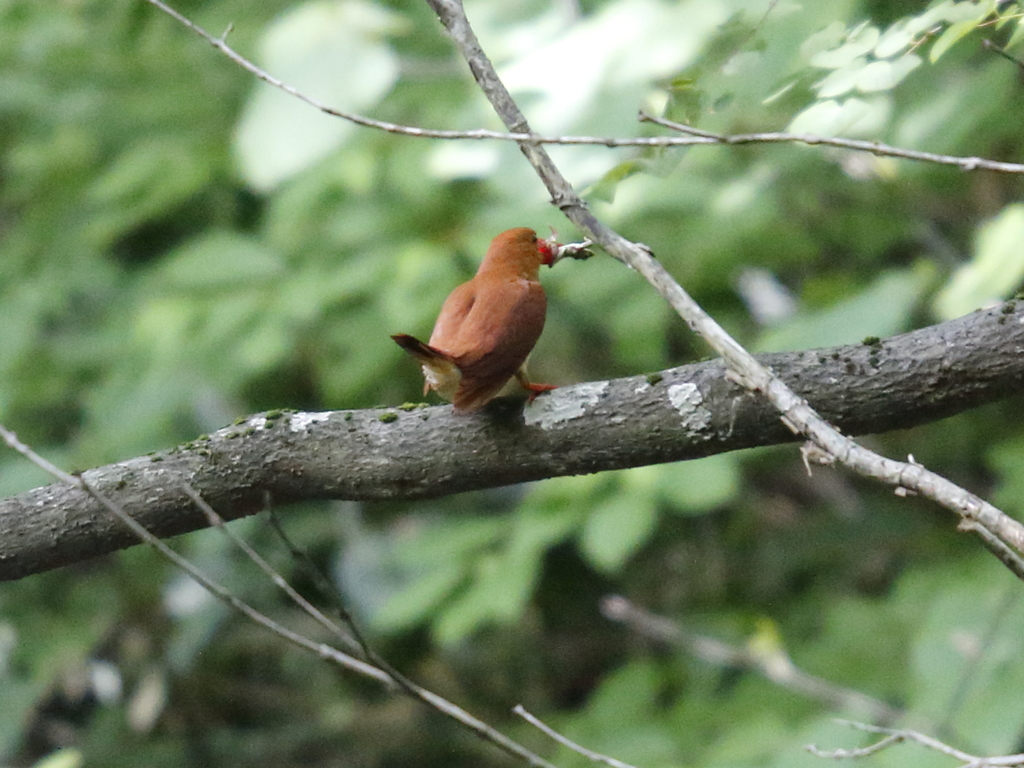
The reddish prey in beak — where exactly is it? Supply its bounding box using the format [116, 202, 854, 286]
[392, 227, 560, 413]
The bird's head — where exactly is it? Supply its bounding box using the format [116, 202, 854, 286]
[482, 227, 560, 278]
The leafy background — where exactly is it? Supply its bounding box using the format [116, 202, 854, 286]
[2, 0, 1024, 766]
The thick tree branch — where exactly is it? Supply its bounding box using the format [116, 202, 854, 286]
[2, 301, 1023, 582]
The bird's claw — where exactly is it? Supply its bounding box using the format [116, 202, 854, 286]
[524, 383, 557, 404]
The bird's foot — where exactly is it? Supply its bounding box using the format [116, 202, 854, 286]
[522, 382, 557, 403]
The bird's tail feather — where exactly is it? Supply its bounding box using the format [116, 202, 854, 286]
[391, 334, 461, 401]
[391, 334, 448, 363]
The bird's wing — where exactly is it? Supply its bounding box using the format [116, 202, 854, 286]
[428, 281, 477, 350]
[448, 278, 547, 412]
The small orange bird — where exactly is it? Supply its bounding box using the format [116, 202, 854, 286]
[392, 227, 558, 413]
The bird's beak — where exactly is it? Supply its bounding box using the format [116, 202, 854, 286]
[539, 233, 560, 267]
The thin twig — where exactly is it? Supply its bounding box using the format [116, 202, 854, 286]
[639, 112, 1024, 173]
[141, 0, 1024, 174]
[0, 423, 558, 768]
[983, 39, 1024, 72]
[181, 483, 364, 654]
[939, 583, 1021, 732]
[807, 731, 904, 760]
[186, 485, 559, 768]
[513, 705, 640, 768]
[601, 596, 903, 724]
[808, 720, 1024, 767]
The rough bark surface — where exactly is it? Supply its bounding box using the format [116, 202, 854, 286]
[1, 301, 1022, 581]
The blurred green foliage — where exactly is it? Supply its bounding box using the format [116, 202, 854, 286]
[2, 0, 1024, 766]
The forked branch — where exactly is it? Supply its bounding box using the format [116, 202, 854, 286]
[808, 720, 1024, 768]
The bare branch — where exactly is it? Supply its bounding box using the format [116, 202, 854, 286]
[639, 113, 1024, 174]
[983, 39, 1024, 73]
[187, 485, 559, 768]
[602, 597, 903, 724]
[182, 484, 362, 653]
[514, 705, 640, 768]
[808, 720, 1024, 767]
[141, 0, 1024, 173]
[2, 300, 1024, 581]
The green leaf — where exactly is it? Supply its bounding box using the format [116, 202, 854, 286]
[234, 0, 404, 190]
[930, 19, 978, 62]
[585, 159, 650, 203]
[758, 266, 930, 352]
[906, 557, 1024, 754]
[874, 18, 923, 59]
[1006, 15, 1024, 50]
[371, 515, 506, 634]
[434, 550, 535, 643]
[372, 563, 467, 633]
[988, 435, 1024, 518]
[800, 22, 848, 61]
[658, 455, 741, 515]
[391, 516, 507, 568]
[425, 500, 580, 642]
[508, 499, 584, 556]
[855, 55, 921, 92]
[788, 97, 884, 136]
[579, 471, 659, 573]
[816, 58, 868, 98]
[30, 749, 84, 768]
[809, 23, 880, 69]
[929, 1, 998, 62]
[152, 231, 285, 290]
[933, 204, 1024, 319]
